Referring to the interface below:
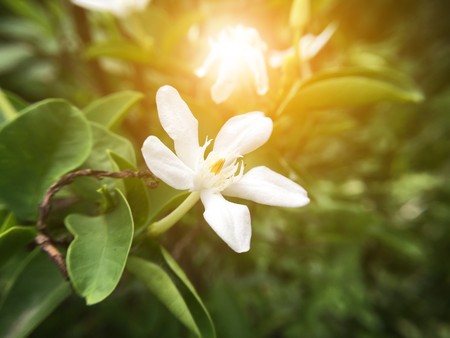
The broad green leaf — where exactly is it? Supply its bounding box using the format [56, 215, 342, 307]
[110, 152, 152, 229]
[0, 99, 92, 220]
[83, 122, 136, 170]
[127, 256, 201, 337]
[67, 122, 135, 207]
[65, 189, 133, 305]
[83, 91, 144, 130]
[283, 67, 424, 113]
[161, 247, 216, 338]
[84, 40, 153, 64]
[0, 234, 71, 338]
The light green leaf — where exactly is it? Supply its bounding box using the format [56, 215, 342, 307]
[147, 182, 189, 223]
[127, 256, 201, 337]
[161, 247, 216, 338]
[84, 40, 153, 64]
[65, 189, 133, 305]
[0, 99, 92, 220]
[83, 91, 144, 130]
[289, 0, 309, 30]
[110, 152, 152, 229]
[0, 227, 71, 338]
[284, 67, 424, 113]
[162, 11, 204, 55]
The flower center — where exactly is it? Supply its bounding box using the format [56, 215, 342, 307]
[209, 158, 225, 175]
[192, 150, 243, 192]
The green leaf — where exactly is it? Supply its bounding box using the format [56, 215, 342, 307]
[110, 152, 152, 229]
[283, 67, 424, 113]
[83, 122, 136, 170]
[0, 227, 71, 338]
[65, 189, 134, 305]
[289, 0, 309, 30]
[127, 256, 201, 337]
[162, 11, 205, 55]
[0, 212, 17, 233]
[161, 247, 216, 338]
[0, 89, 28, 124]
[84, 40, 153, 64]
[0, 99, 92, 220]
[2, 0, 52, 35]
[83, 91, 144, 130]
[67, 122, 135, 206]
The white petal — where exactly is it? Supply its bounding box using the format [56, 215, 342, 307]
[201, 191, 251, 253]
[245, 49, 268, 95]
[156, 86, 199, 168]
[141, 136, 193, 190]
[71, 0, 115, 11]
[211, 61, 237, 104]
[301, 22, 337, 60]
[223, 166, 310, 207]
[195, 46, 217, 78]
[213, 112, 272, 155]
[269, 48, 292, 68]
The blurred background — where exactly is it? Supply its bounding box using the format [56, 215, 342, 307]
[1, 0, 449, 337]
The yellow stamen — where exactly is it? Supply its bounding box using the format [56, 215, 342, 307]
[209, 158, 225, 175]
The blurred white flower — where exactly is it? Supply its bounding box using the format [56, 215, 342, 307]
[142, 86, 309, 252]
[269, 23, 337, 68]
[71, 0, 150, 17]
[196, 25, 269, 104]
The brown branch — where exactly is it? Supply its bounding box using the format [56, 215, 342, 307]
[35, 168, 158, 279]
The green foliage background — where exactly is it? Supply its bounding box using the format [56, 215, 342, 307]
[0, 0, 449, 337]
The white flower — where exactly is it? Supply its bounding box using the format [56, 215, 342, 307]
[71, 0, 150, 17]
[195, 25, 269, 104]
[141, 86, 309, 252]
[269, 23, 337, 68]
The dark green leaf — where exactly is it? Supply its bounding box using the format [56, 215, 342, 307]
[0, 228, 71, 338]
[110, 152, 152, 229]
[127, 256, 201, 337]
[65, 189, 134, 305]
[161, 247, 216, 338]
[0, 99, 92, 220]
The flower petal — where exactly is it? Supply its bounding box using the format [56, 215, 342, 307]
[156, 86, 199, 169]
[301, 22, 337, 60]
[142, 136, 193, 190]
[213, 112, 272, 155]
[223, 166, 310, 207]
[211, 61, 237, 104]
[201, 191, 251, 253]
[245, 49, 268, 95]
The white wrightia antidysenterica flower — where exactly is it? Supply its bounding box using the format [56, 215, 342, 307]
[195, 25, 269, 104]
[141, 86, 309, 252]
[269, 23, 337, 68]
[71, 0, 150, 17]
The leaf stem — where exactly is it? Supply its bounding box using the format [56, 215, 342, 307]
[147, 191, 201, 237]
[0, 89, 18, 121]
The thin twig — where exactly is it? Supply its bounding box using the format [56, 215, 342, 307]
[35, 168, 158, 279]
